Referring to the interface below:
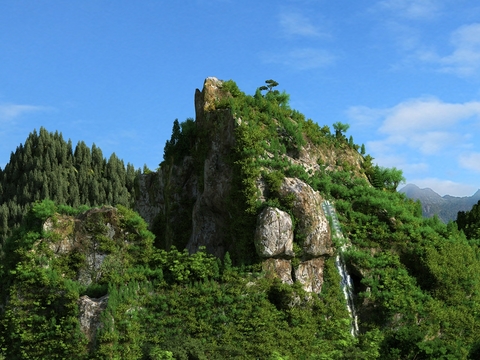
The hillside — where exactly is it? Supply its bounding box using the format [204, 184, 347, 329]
[400, 183, 480, 223]
[1, 78, 480, 359]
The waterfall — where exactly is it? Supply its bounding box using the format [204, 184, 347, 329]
[322, 201, 359, 337]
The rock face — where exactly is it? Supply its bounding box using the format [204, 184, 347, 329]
[189, 78, 237, 258]
[78, 295, 109, 350]
[134, 77, 343, 293]
[37, 206, 151, 349]
[295, 258, 325, 293]
[254, 207, 294, 258]
[256, 178, 332, 292]
[262, 258, 294, 285]
[279, 177, 333, 257]
[136, 77, 236, 258]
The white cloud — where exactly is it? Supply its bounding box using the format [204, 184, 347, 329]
[410, 131, 463, 155]
[459, 152, 480, 172]
[438, 23, 480, 77]
[350, 97, 480, 155]
[407, 177, 478, 197]
[379, 97, 480, 135]
[372, 153, 406, 167]
[368, 130, 466, 157]
[346, 105, 386, 126]
[279, 11, 324, 38]
[261, 48, 336, 70]
[0, 104, 53, 122]
[408, 23, 480, 77]
[377, 0, 442, 20]
[349, 97, 480, 188]
[401, 162, 430, 174]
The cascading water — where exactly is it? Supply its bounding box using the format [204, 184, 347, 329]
[322, 200, 359, 336]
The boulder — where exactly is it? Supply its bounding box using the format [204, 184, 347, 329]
[279, 177, 333, 257]
[254, 207, 294, 258]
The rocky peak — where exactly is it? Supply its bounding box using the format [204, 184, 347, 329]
[135, 77, 348, 293]
[195, 76, 225, 119]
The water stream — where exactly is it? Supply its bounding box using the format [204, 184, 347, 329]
[322, 200, 359, 337]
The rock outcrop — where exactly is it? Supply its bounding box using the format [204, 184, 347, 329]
[42, 207, 119, 286]
[254, 207, 294, 258]
[295, 258, 325, 293]
[136, 77, 236, 258]
[278, 177, 332, 257]
[255, 178, 332, 292]
[134, 77, 349, 293]
[78, 295, 109, 350]
[262, 258, 294, 285]
[34, 206, 152, 349]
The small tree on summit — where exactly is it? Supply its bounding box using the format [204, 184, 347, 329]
[258, 79, 290, 108]
[332, 122, 350, 139]
[259, 79, 279, 93]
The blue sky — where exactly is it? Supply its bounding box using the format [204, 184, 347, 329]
[1, 0, 480, 196]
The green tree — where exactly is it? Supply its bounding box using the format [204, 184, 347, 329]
[259, 79, 279, 92]
[348, 135, 354, 147]
[332, 122, 350, 138]
[369, 165, 405, 191]
[456, 199, 480, 240]
[0, 127, 139, 243]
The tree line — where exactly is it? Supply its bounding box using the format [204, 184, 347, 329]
[0, 127, 139, 245]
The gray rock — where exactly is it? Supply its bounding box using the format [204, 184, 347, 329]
[78, 295, 109, 350]
[279, 177, 333, 257]
[254, 207, 294, 258]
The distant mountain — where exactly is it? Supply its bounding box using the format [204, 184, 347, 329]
[399, 183, 480, 223]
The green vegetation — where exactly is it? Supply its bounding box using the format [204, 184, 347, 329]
[1, 79, 480, 358]
[0, 200, 379, 359]
[156, 79, 480, 357]
[457, 199, 480, 240]
[0, 127, 140, 245]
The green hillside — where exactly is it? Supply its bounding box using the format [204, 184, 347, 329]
[1, 79, 480, 359]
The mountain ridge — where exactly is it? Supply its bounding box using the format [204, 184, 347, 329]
[399, 183, 480, 222]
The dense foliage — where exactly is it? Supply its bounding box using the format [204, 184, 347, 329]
[457, 199, 480, 240]
[0, 200, 379, 359]
[0, 127, 140, 245]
